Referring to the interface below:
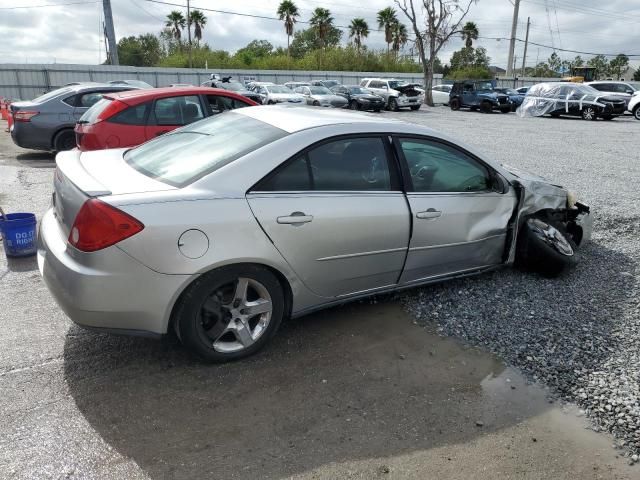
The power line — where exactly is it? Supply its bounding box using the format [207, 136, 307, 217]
[0, 1, 99, 9]
[479, 36, 640, 57]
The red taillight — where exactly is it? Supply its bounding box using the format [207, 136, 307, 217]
[96, 100, 128, 122]
[68, 199, 144, 252]
[14, 110, 39, 122]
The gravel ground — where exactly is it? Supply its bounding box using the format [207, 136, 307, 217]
[395, 107, 640, 460]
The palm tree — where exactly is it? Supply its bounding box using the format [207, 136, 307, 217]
[377, 7, 397, 56]
[391, 22, 408, 59]
[277, 0, 300, 58]
[309, 7, 333, 68]
[349, 18, 369, 54]
[461, 21, 479, 48]
[165, 10, 186, 42]
[188, 10, 207, 45]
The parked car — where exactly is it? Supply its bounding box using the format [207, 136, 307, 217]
[494, 87, 524, 111]
[254, 84, 305, 105]
[449, 80, 512, 113]
[431, 84, 452, 105]
[586, 81, 637, 108]
[39, 107, 591, 362]
[109, 80, 154, 89]
[284, 81, 311, 90]
[74, 87, 257, 151]
[293, 85, 348, 108]
[359, 78, 423, 111]
[10, 83, 137, 152]
[331, 85, 385, 111]
[246, 81, 275, 92]
[310, 80, 341, 89]
[200, 76, 262, 103]
[625, 91, 640, 120]
[517, 83, 627, 120]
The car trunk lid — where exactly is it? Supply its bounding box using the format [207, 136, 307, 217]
[53, 149, 175, 237]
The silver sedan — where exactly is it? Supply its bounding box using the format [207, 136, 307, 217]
[295, 85, 349, 108]
[38, 106, 592, 362]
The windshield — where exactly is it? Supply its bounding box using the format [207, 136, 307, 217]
[268, 86, 293, 94]
[32, 87, 74, 103]
[222, 81, 244, 91]
[476, 82, 494, 91]
[309, 86, 331, 95]
[125, 113, 286, 187]
[349, 87, 372, 94]
[388, 81, 408, 89]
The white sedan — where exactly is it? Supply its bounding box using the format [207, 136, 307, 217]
[431, 84, 452, 105]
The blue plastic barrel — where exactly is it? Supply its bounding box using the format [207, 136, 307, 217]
[0, 212, 37, 257]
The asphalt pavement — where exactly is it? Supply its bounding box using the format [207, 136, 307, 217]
[1, 109, 638, 479]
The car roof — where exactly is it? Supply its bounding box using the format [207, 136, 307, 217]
[235, 104, 405, 133]
[103, 86, 245, 103]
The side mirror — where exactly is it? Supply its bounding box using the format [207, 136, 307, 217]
[492, 173, 510, 194]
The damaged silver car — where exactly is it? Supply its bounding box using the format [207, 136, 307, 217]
[38, 106, 591, 362]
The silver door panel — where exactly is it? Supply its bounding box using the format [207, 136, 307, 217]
[247, 192, 410, 298]
[400, 192, 515, 283]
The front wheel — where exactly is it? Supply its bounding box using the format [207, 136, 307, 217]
[581, 106, 597, 121]
[174, 265, 285, 362]
[410, 105, 421, 111]
[313, 100, 320, 107]
[388, 98, 399, 111]
[450, 98, 461, 110]
[349, 100, 359, 110]
[500, 107, 511, 114]
[516, 218, 577, 277]
[633, 105, 640, 121]
[480, 101, 492, 114]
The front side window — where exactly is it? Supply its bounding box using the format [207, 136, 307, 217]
[125, 113, 286, 187]
[257, 137, 393, 192]
[153, 95, 204, 125]
[399, 138, 492, 193]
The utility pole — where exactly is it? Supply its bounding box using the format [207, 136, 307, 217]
[521, 17, 530, 77]
[102, 0, 119, 65]
[186, 0, 193, 68]
[506, 0, 520, 77]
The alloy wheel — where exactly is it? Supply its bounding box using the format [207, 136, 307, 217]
[197, 277, 273, 353]
[528, 219, 574, 256]
[582, 107, 596, 120]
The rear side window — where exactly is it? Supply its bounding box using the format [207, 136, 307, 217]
[125, 113, 286, 187]
[109, 102, 149, 125]
[257, 137, 394, 192]
[153, 95, 204, 125]
[79, 92, 106, 108]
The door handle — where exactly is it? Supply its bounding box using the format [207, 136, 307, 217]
[416, 208, 442, 219]
[277, 212, 313, 225]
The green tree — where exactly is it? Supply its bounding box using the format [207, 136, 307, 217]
[448, 46, 490, 78]
[377, 7, 397, 55]
[547, 52, 561, 74]
[309, 8, 335, 68]
[234, 40, 274, 65]
[609, 54, 629, 80]
[277, 0, 300, 57]
[165, 10, 185, 42]
[117, 34, 162, 66]
[289, 26, 342, 58]
[391, 22, 408, 58]
[188, 10, 207, 45]
[461, 21, 478, 48]
[587, 54, 609, 79]
[349, 18, 369, 53]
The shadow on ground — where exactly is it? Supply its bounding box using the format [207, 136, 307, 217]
[16, 151, 55, 168]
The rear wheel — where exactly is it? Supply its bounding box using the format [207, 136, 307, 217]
[174, 265, 285, 362]
[633, 105, 640, 121]
[349, 100, 359, 110]
[313, 100, 320, 107]
[53, 129, 76, 152]
[500, 107, 511, 113]
[516, 218, 577, 277]
[388, 98, 399, 111]
[480, 101, 492, 113]
[581, 106, 597, 121]
[450, 98, 461, 110]
[410, 105, 421, 111]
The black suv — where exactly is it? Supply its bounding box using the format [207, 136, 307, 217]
[449, 80, 512, 113]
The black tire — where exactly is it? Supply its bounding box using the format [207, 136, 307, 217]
[53, 129, 76, 152]
[349, 100, 359, 110]
[602, 115, 614, 121]
[516, 217, 577, 277]
[500, 107, 511, 114]
[267, 100, 275, 105]
[388, 97, 399, 111]
[581, 106, 597, 121]
[174, 264, 285, 362]
[373, 108, 381, 113]
[633, 105, 640, 121]
[480, 101, 492, 114]
[410, 105, 421, 111]
[450, 98, 461, 110]
[550, 112, 561, 118]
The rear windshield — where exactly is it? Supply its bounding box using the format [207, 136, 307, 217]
[79, 98, 111, 124]
[32, 87, 74, 103]
[124, 113, 286, 187]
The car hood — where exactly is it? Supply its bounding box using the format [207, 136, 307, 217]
[393, 84, 421, 95]
[311, 94, 347, 102]
[270, 93, 304, 101]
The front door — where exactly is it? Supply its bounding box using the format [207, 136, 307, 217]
[247, 135, 410, 298]
[394, 136, 515, 284]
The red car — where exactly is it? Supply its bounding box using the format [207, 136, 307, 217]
[74, 87, 258, 151]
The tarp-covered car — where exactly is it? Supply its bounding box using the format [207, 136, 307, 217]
[517, 83, 626, 120]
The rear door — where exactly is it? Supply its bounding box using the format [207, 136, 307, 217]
[247, 135, 410, 298]
[144, 94, 205, 140]
[394, 136, 515, 284]
[101, 101, 150, 148]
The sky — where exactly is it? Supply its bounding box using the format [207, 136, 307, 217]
[0, 0, 638, 71]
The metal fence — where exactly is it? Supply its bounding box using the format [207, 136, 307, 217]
[0, 63, 440, 100]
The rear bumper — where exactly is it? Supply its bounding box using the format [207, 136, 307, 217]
[37, 208, 190, 335]
[10, 123, 52, 150]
